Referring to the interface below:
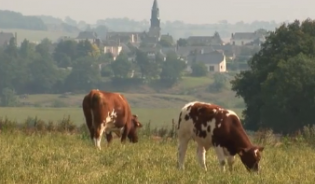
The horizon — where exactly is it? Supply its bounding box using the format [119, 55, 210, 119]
[0, 0, 313, 25]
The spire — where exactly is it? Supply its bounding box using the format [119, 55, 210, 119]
[152, 0, 158, 10]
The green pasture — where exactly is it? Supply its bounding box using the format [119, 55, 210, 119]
[1, 131, 315, 183]
[0, 107, 244, 128]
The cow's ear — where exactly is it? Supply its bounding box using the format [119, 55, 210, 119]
[136, 122, 142, 127]
[258, 146, 264, 152]
[238, 147, 250, 156]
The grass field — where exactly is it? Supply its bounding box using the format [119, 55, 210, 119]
[0, 107, 181, 128]
[0, 107, 243, 128]
[0, 28, 77, 44]
[1, 131, 315, 184]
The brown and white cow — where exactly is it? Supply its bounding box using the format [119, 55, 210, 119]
[177, 101, 264, 172]
[82, 89, 142, 150]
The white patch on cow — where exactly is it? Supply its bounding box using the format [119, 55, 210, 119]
[196, 145, 207, 171]
[218, 123, 221, 128]
[94, 122, 106, 150]
[215, 146, 226, 171]
[105, 109, 117, 124]
[226, 109, 240, 120]
[254, 148, 259, 157]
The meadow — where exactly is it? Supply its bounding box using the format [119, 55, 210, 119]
[1, 125, 315, 184]
[2, 74, 314, 183]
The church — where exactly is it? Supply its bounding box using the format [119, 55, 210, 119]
[105, 0, 162, 46]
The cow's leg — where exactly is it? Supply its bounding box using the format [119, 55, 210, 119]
[82, 105, 94, 140]
[105, 131, 113, 146]
[196, 144, 207, 171]
[177, 137, 190, 170]
[121, 124, 130, 144]
[94, 124, 106, 150]
[223, 148, 235, 172]
[227, 156, 236, 172]
[214, 146, 227, 172]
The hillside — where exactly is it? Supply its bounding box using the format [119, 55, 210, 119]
[0, 28, 78, 44]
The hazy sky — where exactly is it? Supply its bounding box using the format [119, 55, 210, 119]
[0, 0, 314, 24]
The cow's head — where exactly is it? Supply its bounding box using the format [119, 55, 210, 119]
[238, 146, 264, 172]
[127, 114, 142, 143]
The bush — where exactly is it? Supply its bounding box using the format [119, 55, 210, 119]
[190, 62, 207, 77]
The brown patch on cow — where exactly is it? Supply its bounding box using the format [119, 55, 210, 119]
[177, 112, 182, 129]
[82, 89, 142, 148]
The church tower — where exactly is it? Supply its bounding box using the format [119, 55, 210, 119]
[149, 0, 161, 39]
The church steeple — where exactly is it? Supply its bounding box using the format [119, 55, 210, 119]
[150, 0, 160, 29]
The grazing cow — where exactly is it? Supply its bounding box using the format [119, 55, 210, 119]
[82, 89, 142, 150]
[177, 101, 264, 172]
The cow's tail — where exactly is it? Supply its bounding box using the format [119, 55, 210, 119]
[89, 89, 103, 109]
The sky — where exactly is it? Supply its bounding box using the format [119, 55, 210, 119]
[0, 0, 314, 24]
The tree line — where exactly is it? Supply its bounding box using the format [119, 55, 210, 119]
[0, 37, 188, 96]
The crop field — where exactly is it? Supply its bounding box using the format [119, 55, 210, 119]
[1, 129, 315, 184]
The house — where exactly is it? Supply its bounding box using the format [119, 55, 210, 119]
[103, 41, 123, 61]
[106, 32, 142, 44]
[230, 30, 267, 46]
[175, 46, 215, 58]
[186, 32, 223, 46]
[76, 31, 100, 46]
[140, 47, 166, 61]
[186, 50, 227, 73]
[0, 31, 16, 47]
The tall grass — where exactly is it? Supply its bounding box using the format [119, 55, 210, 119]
[1, 117, 315, 183]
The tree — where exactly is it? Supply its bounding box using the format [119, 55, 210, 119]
[28, 56, 58, 93]
[0, 87, 19, 107]
[160, 52, 186, 85]
[211, 73, 227, 92]
[110, 53, 133, 78]
[36, 38, 54, 60]
[135, 50, 161, 80]
[159, 36, 174, 47]
[177, 38, 188, 47]
[231, 19, 315, 133]
[76, 40, 99, 59]
[191, 62, 207, 77]
[53, 39, 78, 67]
[19, 39, 36, 59]
[64, 56, 101, 91]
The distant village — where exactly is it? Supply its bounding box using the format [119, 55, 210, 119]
[0, 0, 269, 73]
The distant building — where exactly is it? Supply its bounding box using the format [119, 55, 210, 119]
[105, 0, 161, 45]
[186, 32, 223, 46]
[186, 50, 227, 73]
[230, 30, 267, 46]
[0, 31, 16, 47]
[75, 31, 100, 46]
[148, 0, 161, 41]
